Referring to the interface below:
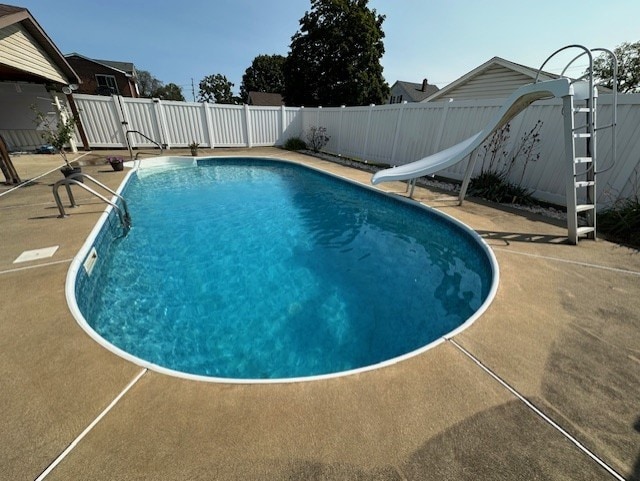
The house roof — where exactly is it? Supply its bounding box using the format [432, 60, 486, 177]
[0, 3, 80, 84]
[247, 91, 284, 106]
[94, 59, 136, 77]
[390, 80, 439, 102]
[65, 53, 137, 78]
[424, 57, 559, 101]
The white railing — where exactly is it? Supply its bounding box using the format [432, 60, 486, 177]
[68, 93, 640, 207]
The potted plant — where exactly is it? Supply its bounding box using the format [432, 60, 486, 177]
[189, 141, 199, 156]
[106, 156, 124, 171]
[32, 105, 80, 178]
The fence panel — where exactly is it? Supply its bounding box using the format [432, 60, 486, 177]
[74, 94, 124, 147]
[249, 107, 281, 146]
[206, 104, 247, 147]
[394, 103, 444, 166]
[121, 97, 163, 148]
[600, 95, 640, 201]
[282, 108, 302, 144]
[366, 106, 401, 164]
[161, 101, 208, 147]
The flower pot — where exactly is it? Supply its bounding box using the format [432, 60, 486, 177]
[190, 148, 198, 156]
[110, 161, 124, 171]
[61, 166, 83, 182]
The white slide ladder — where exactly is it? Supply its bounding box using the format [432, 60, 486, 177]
[564, 82, 597, 243]
[538, 45, 618, 244]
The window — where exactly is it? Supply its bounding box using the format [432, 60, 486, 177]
[95, 74, 119, 95]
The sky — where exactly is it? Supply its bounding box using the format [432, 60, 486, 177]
[14, 0, 640, 100]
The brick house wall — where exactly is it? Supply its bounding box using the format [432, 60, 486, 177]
[65, 55, 137, 97]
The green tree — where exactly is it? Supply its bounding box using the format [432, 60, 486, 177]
[152, 83, 185, 101]
[240, 54, 286, 103]
[593, 41, 640, 93]
[283, 0, 389, 107]
[137, 70, 163, 98]
[198, 74, 235, 103]
[198, 73, 234, 104]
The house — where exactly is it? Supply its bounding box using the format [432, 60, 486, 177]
[0, 4, 82, 151]
[423, 57, 559, 102]
[388, 79, 439, 104]
[65, 53, 139, 97]
[247, 91, 284, 106]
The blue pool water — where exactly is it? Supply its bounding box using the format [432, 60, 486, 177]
[74, 157, 496, 381]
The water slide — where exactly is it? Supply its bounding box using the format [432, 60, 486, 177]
[371, 78, 575, 185]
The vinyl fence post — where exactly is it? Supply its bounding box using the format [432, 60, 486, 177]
[203, 102, 215, 149]
[299, 106, 305, 140]
[433, 98, 453, 152]
[390, 101, 407, 165]
[112, 95, 130, 149]
[337, 105, 345, 155]
[244, 103, 253, 148]
[52, 94, 77, 153]
[152, 98, 171, 149]
[279, 104, 286, 145]
[363, 104, 375, 159]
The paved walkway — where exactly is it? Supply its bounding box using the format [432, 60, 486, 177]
[1, 148, 638, 480]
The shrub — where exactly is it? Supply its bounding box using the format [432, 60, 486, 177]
[598, 197, 640, 247]
[32, 105, 77, 167]
[305, 126, 330, 152]
[468, 171, 535, 205]
[283, 137, 307, 151]
[470, 120, 542, 205]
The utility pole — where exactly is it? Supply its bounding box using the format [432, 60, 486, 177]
[191, 78, 196, 102]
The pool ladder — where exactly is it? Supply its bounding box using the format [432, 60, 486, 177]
[53, 173, 132, 230]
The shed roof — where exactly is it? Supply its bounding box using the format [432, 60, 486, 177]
[65, 53, 136, 78]
[248, 91, 284, 106]
[0, 3, 80, 84]
[93, 59, 136, 77]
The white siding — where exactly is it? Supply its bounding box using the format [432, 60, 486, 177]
[433, 65, 535, 101]
[0, 23, 67, 83]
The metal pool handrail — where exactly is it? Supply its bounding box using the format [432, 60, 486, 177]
[125, 129, 164, 162]
[52, 173, 131, 230]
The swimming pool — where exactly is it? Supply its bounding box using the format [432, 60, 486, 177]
[68, 156, 498, 383]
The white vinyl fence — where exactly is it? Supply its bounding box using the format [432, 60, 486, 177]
[300, 95, 640, 207]
[72, 93, 640, 207]
[73, 94, 301, 149]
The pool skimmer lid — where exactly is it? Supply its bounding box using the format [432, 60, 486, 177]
[14, 246, 59, 264]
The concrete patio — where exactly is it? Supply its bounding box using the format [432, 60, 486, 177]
[1, 147, 638, 480]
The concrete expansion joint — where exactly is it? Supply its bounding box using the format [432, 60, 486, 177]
[0, 258, 74, 276]
[493, 248, 640, 277]
[33, 368, 147, 481]
[448, 338, 625, 481]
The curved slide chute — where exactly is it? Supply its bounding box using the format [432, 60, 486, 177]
[371, 78, 574, 185]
